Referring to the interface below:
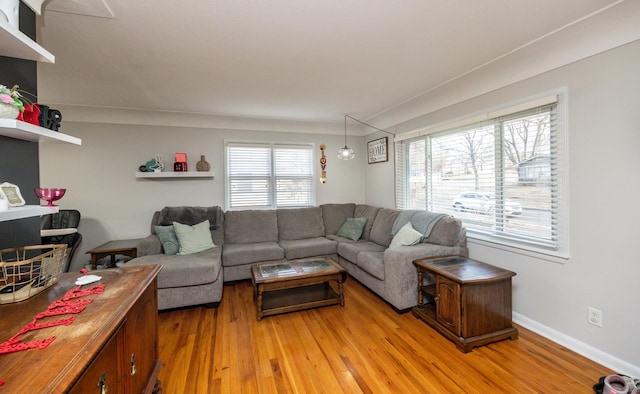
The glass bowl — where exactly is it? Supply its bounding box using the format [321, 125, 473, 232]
[34, 188, 66, 206]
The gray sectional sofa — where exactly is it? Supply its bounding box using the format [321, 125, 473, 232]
[127, 203, 467, 311]
[127, 208, 225, 310]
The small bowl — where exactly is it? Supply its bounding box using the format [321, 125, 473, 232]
[34, 188, 66, 206]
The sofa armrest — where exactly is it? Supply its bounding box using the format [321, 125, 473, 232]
[137, 234, 163, 257]
[382, 243, 468, 310]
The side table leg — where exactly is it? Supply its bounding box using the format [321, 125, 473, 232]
[338, 280, 344, 306]
[417, 268, 423, 305]
[256, 289, 263, 321]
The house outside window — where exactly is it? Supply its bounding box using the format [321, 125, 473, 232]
[226, 142, 315, 210]
[395, 94, 565, 256]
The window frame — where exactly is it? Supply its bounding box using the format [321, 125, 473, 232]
[225, 141, 316, 210]
[395, 91, 569, 262]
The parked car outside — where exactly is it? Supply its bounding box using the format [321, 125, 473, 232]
[452, 192, 522, 216]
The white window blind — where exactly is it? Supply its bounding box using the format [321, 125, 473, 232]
[396, 97, 561, 252]
[226, 142, 315, 210]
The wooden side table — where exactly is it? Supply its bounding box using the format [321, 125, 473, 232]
[86, 238, 142, 270]
[412, 255, 518, 352]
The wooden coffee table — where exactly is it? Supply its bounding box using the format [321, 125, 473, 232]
[251, 257, 347, 321]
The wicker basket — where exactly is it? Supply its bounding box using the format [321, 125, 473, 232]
[0, 244, 67, 304]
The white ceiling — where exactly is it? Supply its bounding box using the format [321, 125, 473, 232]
[36, 0, 622, 125]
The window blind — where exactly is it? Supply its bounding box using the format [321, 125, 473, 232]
[395, 97, 561, 252]
[226, 142, 314, 210]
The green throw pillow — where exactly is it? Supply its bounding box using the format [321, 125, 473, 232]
[173, 220, 216, 255]
[336, 217, 368, 241]
[154, 225, 180, 255]
[389, 221, 422, 248]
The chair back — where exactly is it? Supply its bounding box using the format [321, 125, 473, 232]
[41, 209, 81, 230]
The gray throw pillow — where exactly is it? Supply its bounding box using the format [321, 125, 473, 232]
[336, 217, 368, 241]
[154, 225, 180, 255]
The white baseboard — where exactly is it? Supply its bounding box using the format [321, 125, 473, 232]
[513, 312, 640, 378]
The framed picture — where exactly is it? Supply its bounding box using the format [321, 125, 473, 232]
[0, 182, 26, 207]
[367, 137, 388, 164]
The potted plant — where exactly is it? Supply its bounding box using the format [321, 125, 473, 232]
[0, 84, 24, 119]
[0, 84, 42, 125]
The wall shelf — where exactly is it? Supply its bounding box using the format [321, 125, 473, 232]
[0, 205, 58, 222]
[22, 0, 45, 15]
[0, 119, 81, 145]
[0, 19, 55, 63]
[135, 171, 214, 179]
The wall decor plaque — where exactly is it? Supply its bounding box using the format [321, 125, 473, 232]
[367, 137, 388, 164]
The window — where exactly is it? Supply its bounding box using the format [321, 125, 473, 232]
[395, 95, 563, 254]
[226, 142, 315, 210]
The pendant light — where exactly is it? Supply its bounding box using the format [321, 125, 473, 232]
[337, 115, 355, 160]
[338, 115, 395, 160]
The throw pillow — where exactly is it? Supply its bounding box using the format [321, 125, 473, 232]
[336, 217, 368, 241]
[389, 221, 422, 248]
[173, 220, 216, 255]
[154, 225, 180, 255]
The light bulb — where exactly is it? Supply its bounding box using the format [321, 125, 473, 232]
[337, 146, 355, 160]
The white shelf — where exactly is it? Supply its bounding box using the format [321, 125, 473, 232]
[0, 119, 81, 145]
[0, 18, 55, 63]
[135, 171, 214, 179]
[22, 0, 45, 15]
[0, 205, 58, 222]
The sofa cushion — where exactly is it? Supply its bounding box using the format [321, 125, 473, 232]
[354, 205, 380, 240]
[127, 247, 222, 288]
[224, 210, 278, 244]
[278, 237, 338, 260]
[336, 217, 368, 241]
[277, 207, 325, 240]
[321, 203, 356, 235]
[422, 215, 463, 247]
[369, 208, 401, 247]
[154, 225, 180, 255]
[337, 241, 386, 264]
[222, 242, 285, 267]
[173, 220, 216, 255]
[389, 222, 422, 248]
[326, 234, 357, 243]
[357, 252, 385, 280]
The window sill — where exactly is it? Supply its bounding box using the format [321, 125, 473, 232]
[467, 233, 569, 265]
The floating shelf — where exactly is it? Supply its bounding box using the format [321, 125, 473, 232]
[0, 119, 81, 145]
[22, 0, 45, 15]
[0, 19, 55, 63]
[135, 171, 214, 179]
[0, 205, 58, 222]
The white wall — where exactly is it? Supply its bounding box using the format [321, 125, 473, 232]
[40, 123, 365, 272]
[365, 40, 640, 375]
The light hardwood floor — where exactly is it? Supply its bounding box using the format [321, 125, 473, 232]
[157, 278, 612, 393]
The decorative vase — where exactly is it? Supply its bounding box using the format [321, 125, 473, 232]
[0, 102, 19, 119]
[196, 155, 211, 172]
[21, 103, 40, 125]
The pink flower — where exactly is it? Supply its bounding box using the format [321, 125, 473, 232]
[0, 94, 14, 104]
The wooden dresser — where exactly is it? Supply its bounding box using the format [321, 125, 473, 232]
[0, 264, 162, 393]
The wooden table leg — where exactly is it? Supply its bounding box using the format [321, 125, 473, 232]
[90, 254, 99, 270]
[256, 286, 263, 321]
[417, 267, 423, 305]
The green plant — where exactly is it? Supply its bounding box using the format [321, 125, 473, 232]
[0, 84, 25, 111]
